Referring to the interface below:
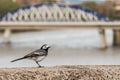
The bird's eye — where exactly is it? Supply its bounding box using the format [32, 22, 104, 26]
[43, 46, 47, 49]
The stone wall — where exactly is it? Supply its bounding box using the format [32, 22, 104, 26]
[0, 66, 119, 80]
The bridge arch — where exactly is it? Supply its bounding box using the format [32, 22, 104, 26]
[0, 3, 108, 22]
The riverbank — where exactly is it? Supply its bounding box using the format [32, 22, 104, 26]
[0, 65, 119, 80]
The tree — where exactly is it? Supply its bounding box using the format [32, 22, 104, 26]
[80, 1, 99, 11]
[40, 0, 57, 3]
[108, 6, 116, 20]
[0, 0, 20, 16]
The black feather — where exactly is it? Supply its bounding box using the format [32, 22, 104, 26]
[11, 57, 26, 62]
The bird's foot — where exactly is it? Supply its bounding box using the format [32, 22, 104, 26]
[38, 65, 44, 68]
[38, 66, 41, 68]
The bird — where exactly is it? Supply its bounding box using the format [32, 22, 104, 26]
[11, 44, 50, 67]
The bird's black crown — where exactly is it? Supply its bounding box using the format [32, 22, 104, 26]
[41, 44, 50, 50]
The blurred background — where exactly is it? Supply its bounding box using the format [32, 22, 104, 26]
[0, 0, 120, 68]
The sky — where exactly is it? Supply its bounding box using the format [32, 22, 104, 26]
[63, 0, 105, 3]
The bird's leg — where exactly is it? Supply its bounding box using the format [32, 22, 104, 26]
[35, 61, 41, 68]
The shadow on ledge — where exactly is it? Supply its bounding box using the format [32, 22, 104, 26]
[0, 65, 120, 80]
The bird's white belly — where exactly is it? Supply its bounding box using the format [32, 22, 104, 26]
[31, 56, 46, 62]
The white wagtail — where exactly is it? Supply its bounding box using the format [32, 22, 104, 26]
[11, 44, 50, 67]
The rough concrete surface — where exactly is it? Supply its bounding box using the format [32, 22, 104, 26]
[0, 65, 120, 80]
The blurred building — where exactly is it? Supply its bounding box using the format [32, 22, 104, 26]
[113, 0, 120, 19]
[102, 0, 114, 17]
[101, 0, 120, 20]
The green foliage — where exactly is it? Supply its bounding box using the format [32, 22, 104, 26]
[108, 6, 116, 20]
[0, 0, 20, 16]
[80, 1, 99, 11]
[40, 0, 57, 3]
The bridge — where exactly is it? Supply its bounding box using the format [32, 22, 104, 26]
[0, 3, 119, 48]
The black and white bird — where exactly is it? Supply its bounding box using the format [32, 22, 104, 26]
[11, 44, 50, 67]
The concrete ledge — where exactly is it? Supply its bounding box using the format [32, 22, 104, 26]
[0, 66, 120, 80]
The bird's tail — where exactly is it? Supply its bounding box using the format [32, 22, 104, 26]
[11, 57, 25, 62]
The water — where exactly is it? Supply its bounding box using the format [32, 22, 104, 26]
[0, 29, 113, 48]
[0, 29, 119, 68]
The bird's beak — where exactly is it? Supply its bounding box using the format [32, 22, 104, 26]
[48, 46, 51, 48]
[45, 45, 51, 49]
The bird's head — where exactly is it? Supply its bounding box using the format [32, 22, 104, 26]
[41, 44, 51, 50]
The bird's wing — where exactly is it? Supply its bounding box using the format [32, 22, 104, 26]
[24, 50, 46, 58]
